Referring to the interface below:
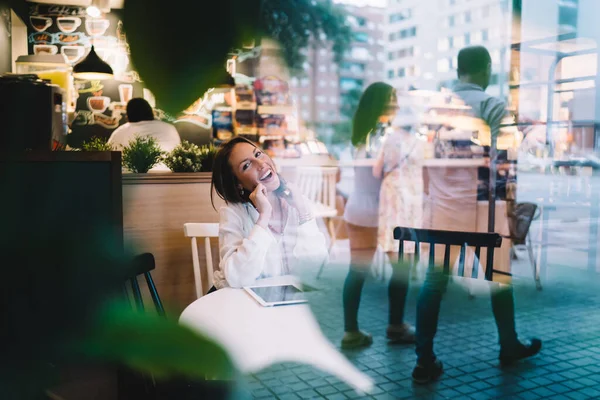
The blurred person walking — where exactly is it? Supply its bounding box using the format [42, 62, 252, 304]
[412, 46, 541, 384]
[341, 82, 415, 349]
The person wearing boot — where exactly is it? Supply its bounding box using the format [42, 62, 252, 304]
[411, 45, 542, 384]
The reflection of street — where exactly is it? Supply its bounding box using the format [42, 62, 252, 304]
[335, 146, 599, 273]
[518, 171, 600, 272]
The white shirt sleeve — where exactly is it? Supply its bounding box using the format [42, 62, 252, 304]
[218, 206, 275, 288]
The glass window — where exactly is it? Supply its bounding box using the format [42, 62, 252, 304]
[482, 28, 489, 41]
[454, 35, 465, 48]
[388, 70, 394, 79]
[437, 58, 448, 73]
[448, 15, 455, 27]
[301, 78, 309, 87]
[472, 30, 482, 44]
[491, 49, 501, 64]
[482, 4, 490, 18]
[351, 47, 370, 60]
[388, 52, 395, 60]
[465, 32, 471, 46]
[329, 97, 337, 104]
[341, 62, 366, 74]
[398, 67, 406, 78]
[354, 32, 369, 43]
[438, 38, 450, 51]
[464, 11, 471, 23]
[316, 96, 325, 104]
[340, 77, 363, 91]
[302, 95, 309, 104]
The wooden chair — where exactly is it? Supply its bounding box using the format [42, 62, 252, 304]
[295, 166, 340, 279]
[394, 227, 503, 281]
[183, 222, 219, 298]
[506, 202, 542, 290]
[128, 252, 165, 316]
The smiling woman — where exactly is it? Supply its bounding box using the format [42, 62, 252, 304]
[210, 137, 329, 289]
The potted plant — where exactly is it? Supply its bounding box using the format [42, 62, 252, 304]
[122, 136, 164, 173]
[199, 144, 218, 172]
[164, 141, 203, 173]
[81, 136, 114, 151]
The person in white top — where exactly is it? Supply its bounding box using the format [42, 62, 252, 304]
[210, 137, 329, 289]
[108, 98, 180, 171]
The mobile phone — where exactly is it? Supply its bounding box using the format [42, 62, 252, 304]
[275, 175, 291, 198]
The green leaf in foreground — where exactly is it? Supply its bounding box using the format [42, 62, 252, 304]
[78, 302, 236, 380]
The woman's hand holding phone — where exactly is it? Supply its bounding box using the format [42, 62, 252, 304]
[250, 183, 272, 228]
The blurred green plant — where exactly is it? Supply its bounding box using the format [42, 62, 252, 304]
[122, 0, 351, 113]
[81, 136, 114, 152]
[122, 136, 164, 173]
[199, 144, 218, 172]
[164, 141, 204, 173]
[78, 301, 235, 380]
[261, 0, 352, 75]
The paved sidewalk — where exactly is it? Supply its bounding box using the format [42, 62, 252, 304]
[239, 255, 600, 399]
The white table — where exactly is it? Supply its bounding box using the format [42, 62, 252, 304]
[179, 275, 374, 394]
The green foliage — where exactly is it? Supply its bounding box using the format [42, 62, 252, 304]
[122, 136, 164, 173]
[261, 0, 352, 74]
[199, 144, 218, 172]
[123, 0, 262, 114]
[164, 141, 204, 173]
[81, 136, 114, 151]
[123, 0, 351, 113]
[78, 301, 236, 380]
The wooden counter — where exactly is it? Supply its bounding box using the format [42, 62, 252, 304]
[122, 173, 224, 313]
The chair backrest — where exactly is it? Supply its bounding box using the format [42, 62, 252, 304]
[394, 227, 502, 281]
[507, 202, 539, 244]
[184, 222, 219, 298]
[128, 252, 165, 315]
[295, 166, 337, 209]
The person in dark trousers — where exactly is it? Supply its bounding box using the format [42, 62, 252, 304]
[341, 82, 416, 349]
[411, 45, 542, 384]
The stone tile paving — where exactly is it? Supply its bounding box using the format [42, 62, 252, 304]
[238, 257, 600, 399]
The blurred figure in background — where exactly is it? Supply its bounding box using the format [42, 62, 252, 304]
[372, 115, 425, 338]
[412, 45, 541, 384]
[341, 82, 415, 349]
[108, 98, 181, 171]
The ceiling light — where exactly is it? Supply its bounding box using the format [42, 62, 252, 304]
[73, 45, 114, 80]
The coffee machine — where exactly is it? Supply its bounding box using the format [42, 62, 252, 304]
[0, 74, 68, 151]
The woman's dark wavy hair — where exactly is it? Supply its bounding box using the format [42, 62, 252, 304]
[351, 82, 395, 146]
[210, 136, 257, 209]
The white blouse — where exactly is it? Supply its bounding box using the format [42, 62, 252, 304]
[213, 200, 329, 289]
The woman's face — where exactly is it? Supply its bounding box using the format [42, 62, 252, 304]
[228, 142, 280, 193]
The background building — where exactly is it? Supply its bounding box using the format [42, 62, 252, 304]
[384, 0, 512, 99]
[289, 4, 386, 139]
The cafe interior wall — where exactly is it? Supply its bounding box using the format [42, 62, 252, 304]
[26, 2, 167, 148]
[0, 6, 10, 73]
